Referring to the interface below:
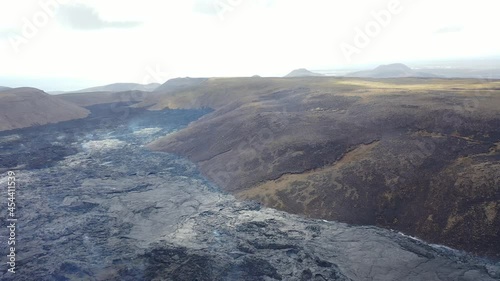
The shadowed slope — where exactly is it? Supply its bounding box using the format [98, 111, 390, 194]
[146, 77, 500, 258]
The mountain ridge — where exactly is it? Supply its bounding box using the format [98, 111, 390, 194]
[347, 63, 440, 78]
[67, 82, 160, 94]
[285, 68, 324, 77]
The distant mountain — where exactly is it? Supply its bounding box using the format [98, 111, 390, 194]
[285, 68, 324, 77]
[0, 87, 89, 131]
[347, 63, 439, 78]
[59, 90, 149, 107]
[154, 77, 208, 93]
[69, 83, 160, 93]
[56, 81, 161, 107]
[47, 91, 65, 95]
[419, 68, 500, 79]
[0, 86, 11, 92]
[133, 78, 209, 109]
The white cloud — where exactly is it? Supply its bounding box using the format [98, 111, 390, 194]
[0, 0, 499, 91]
[57, 4, 142, 30]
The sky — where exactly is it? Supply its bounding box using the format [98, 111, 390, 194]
[0, 0, 499, 91]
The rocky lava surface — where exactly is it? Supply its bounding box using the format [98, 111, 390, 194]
[0, 103, 499, 280]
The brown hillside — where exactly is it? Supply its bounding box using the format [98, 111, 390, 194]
[0, 87, 90, 131]
[146, 77, 500, 258]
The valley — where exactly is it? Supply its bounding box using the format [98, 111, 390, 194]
[2, 1, 499, 279]
[1, 77, 499, 280]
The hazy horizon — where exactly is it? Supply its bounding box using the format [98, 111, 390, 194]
[1, 0, 500, 91]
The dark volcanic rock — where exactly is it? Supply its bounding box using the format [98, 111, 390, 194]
[0, 103, 498, 280]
